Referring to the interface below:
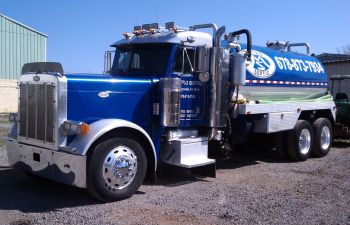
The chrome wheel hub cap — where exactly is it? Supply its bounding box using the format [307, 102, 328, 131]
[320, 126, 331, 150]
[103, 146, 137, 190]
[299, 129, 311, 155]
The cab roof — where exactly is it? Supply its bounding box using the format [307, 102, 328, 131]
[111, 31, 213, 47]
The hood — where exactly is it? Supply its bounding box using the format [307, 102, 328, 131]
[65, 73, 155, 129]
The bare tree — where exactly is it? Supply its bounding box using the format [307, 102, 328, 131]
[337, 45, 350, 54]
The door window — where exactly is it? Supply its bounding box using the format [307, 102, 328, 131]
[173, 47, 195, 74]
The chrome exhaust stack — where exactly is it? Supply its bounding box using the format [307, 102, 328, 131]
[209, 26, 229, 140]
[189, 24, 229, 140]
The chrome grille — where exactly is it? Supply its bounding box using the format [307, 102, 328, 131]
[19, 83, 56, 143]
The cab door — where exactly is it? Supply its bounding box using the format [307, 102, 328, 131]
[173, 46, 206, 127]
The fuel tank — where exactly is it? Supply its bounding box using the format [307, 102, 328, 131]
[236, 45, 328, 101]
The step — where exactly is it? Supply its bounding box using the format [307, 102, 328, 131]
[160, 137, 215, 168]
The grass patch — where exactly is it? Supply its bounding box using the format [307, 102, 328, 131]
[333, 139, 350, 148]
[334, 139, 350, 144]
[0, 126, 9, 134]
[0, 114, 11, 147]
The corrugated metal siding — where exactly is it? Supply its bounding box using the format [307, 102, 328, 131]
[324, 61, 350, 98]
[0, 15, 47, 80]
[324, 61, 350, 76]
[331, 79, 350, 99]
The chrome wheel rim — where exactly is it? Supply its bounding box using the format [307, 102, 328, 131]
[103, 146, 137, 190]
[299, 128, 311, 155]
[320, 126, 331, 150]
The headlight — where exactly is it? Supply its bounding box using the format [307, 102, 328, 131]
[62, 120, 90, 135]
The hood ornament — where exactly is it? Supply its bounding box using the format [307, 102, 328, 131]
[33, 75, 40, 82]
[98, 91, 110, 98]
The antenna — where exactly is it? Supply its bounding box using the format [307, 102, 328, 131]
[135, 15, 139, 26]
[155, 7, 159, 23]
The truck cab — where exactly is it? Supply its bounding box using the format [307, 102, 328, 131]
[7, 23, 230, 201]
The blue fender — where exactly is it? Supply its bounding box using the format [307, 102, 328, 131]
[69, 119, 157, 170]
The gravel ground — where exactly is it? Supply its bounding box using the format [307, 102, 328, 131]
[0, 142, 349, 225]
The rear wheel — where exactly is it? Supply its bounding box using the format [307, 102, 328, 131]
[287, 120, 314, 161]
[87, 136, 147, 202]
[312, 118, 332, 157]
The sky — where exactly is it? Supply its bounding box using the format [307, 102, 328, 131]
[1, 0, 349, 73]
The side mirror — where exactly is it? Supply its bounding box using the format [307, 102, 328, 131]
[195, 46, 210, 82]
[104, 51, 114, 74]
[195, 46, 209, 72]
[230, 54, 246, 86]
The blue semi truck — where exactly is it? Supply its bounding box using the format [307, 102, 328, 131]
[6, 23, 336, 201]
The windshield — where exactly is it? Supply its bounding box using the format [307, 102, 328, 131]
[111, 43, 172, 76]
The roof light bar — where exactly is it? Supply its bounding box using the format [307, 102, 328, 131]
[131, 22, 177, 36]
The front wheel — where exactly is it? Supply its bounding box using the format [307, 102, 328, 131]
[87, 136, 147, 202]
[287, 120, 314, 161]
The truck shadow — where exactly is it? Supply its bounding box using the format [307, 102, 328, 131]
[332, 140, 350, 148]
[153, 148, 285, 187]
[0, 148, 279, 212]
[0, 168, 98, 213]
[0, 145, 339, 212]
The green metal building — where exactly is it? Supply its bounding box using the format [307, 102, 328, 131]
[0, 14, 47, 80]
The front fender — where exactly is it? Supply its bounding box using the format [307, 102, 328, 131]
[69, 119, 157, 170]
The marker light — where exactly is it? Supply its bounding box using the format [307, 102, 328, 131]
[123, 32, 132, 38]
[142, 24, 150, 31]
[133, 26, 142, 35]
[165, 22, 175, 29]
[165, 22, 177, 32]
[149, 23, 159, 30]
[149, 23, 159, 33]
[63, 120, 90, 135]
[134, 25, 142, 31]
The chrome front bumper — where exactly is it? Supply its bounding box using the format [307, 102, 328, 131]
[6, 139, 87, 188]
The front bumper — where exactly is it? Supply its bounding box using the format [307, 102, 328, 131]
[6, 139, 87, 188]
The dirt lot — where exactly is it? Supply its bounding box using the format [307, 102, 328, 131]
[0, 119, 349, 225]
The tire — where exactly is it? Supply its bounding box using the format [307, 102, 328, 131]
[312, 118, 332, 157]
[287, 120, 314, 161]
[87, 136, 147, 202]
